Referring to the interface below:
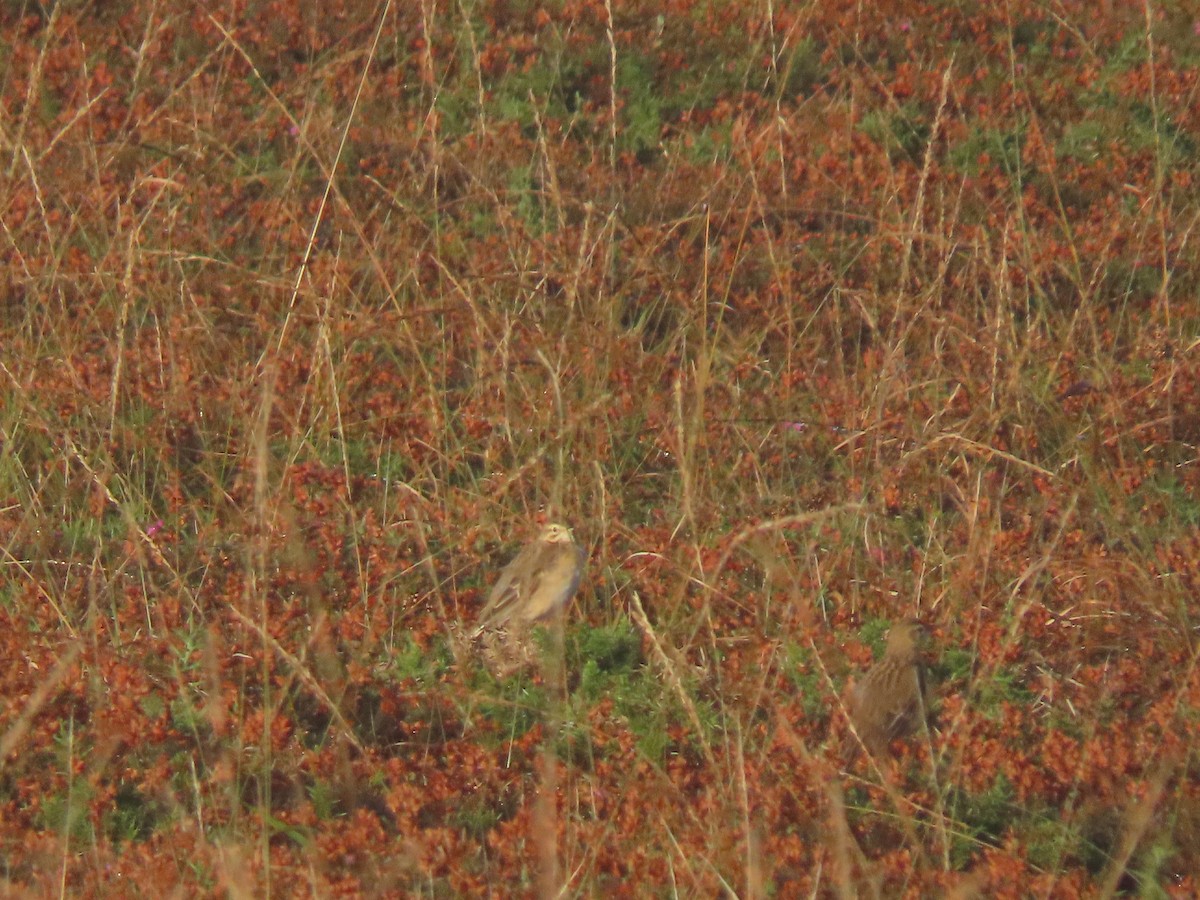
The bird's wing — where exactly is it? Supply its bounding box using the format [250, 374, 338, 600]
[884, 664, 925, 738]
[519, 542, 584, 621]
[474, 541, 540, 632]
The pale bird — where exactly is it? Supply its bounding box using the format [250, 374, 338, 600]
[473, 523, 585, 637]
[845, 618, 930, 761]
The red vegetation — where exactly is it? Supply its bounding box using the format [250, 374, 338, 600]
[2, 0, 1199, 894]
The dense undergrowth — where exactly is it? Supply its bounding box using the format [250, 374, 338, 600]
[2, 0, 1200, 895]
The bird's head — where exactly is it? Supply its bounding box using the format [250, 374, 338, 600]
[885, 618, 929, 659]
[540, 523, 575, 543]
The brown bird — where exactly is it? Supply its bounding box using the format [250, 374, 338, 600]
[845, 618, 930, 762]
[473, 523, 585, 637]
